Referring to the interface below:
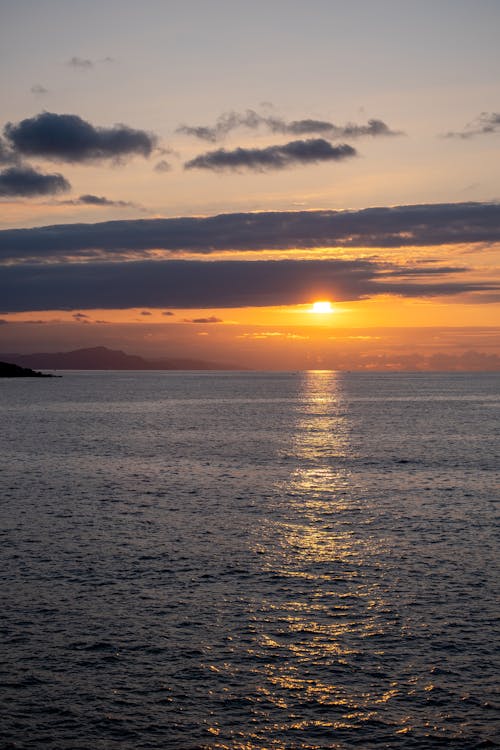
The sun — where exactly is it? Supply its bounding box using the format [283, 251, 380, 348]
[311, 300, 333, 314]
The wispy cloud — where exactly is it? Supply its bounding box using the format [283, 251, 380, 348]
[30, 84, 48, 96]
[185, 139, 357, 172]
[444, 112, 500, 139]
[0, 166, 70, 197]
[154, 159, 171, 173]
[177, 109, 403, 142]
[68, 55, 94, 70]
[4, 112, 158, 163]
[67, 56, 114, 70]
[67, 56, 94, 70]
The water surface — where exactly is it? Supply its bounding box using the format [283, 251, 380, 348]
[1, 372, 498, 748]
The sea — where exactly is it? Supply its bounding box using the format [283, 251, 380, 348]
[0, 371, 498, 750]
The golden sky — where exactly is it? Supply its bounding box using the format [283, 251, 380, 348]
[1, 1, 499, 368]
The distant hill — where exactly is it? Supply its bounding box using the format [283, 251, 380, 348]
[0, 361, 57, 378]
[0, 346, 241, 371]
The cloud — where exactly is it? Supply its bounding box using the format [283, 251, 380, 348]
[1, 202, 499, 262]
[67, 56, 93, 70]
[72, 313, 90, 325]
[282, 118, 399, 138]
[185, 139, 357, 171]
[0, 258, 496, 313]
[140, 310, 152, 315]
[162, 311, 174, 316]
[0, 139, 18, 165]
[177, 109, 402, 142]
[184, 316, 223, 323]
[154, 159, 171, 172]
[78, 194, 131, 206]
[178, 111, 262, 141]
[445, 112, 500, 139]
[4, 112, 158, 163]
[0, 166, 70, 197]
[31, 84, 48, 95]
[60, 194, 136, 208]
[67, 56, 114, 70]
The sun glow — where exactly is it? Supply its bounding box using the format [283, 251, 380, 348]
[311, 300, 333, 314]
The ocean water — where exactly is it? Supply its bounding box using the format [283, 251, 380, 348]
[0, 371, 498, 750]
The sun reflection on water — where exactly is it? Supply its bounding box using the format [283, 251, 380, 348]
[205, 371, 448, 748]
[206, 371, 407, 748]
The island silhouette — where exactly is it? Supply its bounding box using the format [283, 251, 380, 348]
[0, 346, 241, 371]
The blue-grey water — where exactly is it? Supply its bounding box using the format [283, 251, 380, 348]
[0, 371, 498, 749]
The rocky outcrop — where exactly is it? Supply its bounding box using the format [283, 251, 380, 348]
[0, 361, 57, 377]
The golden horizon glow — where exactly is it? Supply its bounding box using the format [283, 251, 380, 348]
[3, 294, 500, 328]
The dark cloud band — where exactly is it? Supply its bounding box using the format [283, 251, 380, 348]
[4, 112, 157, 163]
[0, 202, 499, 261]
[0, 258, 494, 313]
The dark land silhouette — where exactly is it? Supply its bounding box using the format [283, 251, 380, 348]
[0, 346, 241, 370]
[0, 361, 57, 377]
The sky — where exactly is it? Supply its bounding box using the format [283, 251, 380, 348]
[1, 0, 499, 369]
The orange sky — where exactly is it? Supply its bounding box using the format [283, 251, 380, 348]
[1, 2, 499, 368]
[3, 292, 499, 328]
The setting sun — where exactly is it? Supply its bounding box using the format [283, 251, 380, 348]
[311, 300, 333, 314]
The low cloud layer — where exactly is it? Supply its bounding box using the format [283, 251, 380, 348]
[445, 112, 500, 139]
[185, 139, 357, 171]
[178, 109, 402, 142]
[4, 112, 157, 163]
[1, 202, 499, 262]
[0, 258, 496, 313]
[0, 166, 70, 197]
